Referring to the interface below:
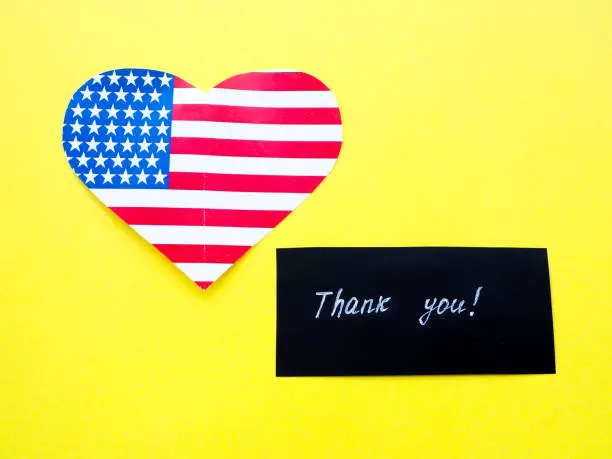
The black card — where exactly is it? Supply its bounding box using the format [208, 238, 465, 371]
[276, 247, 555, 376]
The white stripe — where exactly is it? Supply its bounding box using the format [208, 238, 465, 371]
[170, 154, 336, 176]
[173, 87, 338, 108]
[175, 263, 233, 282]
[171, 120, 342, 142]
[92, 188, 309, 211]
[131, 225, 271, 246]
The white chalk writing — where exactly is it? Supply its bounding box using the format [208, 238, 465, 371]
[419, 286, 484, 326]
[315, 289, 391, 319]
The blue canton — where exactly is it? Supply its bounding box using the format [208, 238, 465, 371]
[62, 68, 174, 189]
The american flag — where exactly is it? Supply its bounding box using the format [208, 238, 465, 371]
[62, 68, 343, 290]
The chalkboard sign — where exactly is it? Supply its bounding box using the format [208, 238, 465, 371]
[276, 247, 555, 376]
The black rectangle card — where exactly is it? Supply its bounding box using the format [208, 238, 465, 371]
[276, 248, 555, 376]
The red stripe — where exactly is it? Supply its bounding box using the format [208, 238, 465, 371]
[172, 104, 340, 125]
[170, 137, 341, 158]
[113, 207, 204, 226]
[111, 207, 290, 228]
[195, 281, 212, 290]
[205, 208, 290, 228]
[155, 244, 250, 263]
[174, 76, 194, 88]
[215, 72, 329, 91]
[169, 172, 324, 193]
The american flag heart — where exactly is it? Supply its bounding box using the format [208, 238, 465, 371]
[62, 68, 343, 290]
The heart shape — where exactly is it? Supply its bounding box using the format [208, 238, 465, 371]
[62, 68, 342, 290]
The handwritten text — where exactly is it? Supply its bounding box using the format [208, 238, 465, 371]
[418, 286, 484, 326]
[315, 289, 392, 319]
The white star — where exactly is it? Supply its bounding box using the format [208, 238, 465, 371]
[124, 71, 137, 86]
[80, 86, 93, 100]
[123, 105, 136, 119]
[155, 139, 168, 152]
[83, 169, 97, 184]
[76, 152, 89, 167]
[139, 122, 152, 136]
[128, 153, 142, 168]
[156, 122, 169, 135]
[66, 155, 73, 163]
[111, 153, 125, 168]
[118, 169, 132, 184]
[71, 104, 84, 117]
[140, 106, 153, 119]
[132, 88, 145, 102]
[70, 120, 84, 133]
[158, 73, 172, 87]
[94, 152, 107, 167]
[145, 153, 159, 168]
[98, 87, 111, 101]
[101, 168, 115, 184]
[106, 104, 119, 118]
[136, 169, 149, 183]
[123, 121, 135, 135]
[104, 138, 117, 152]
[115, 88, 128, 102]
[138, 138, 151, 152]
[148, 88, 161, 103]
[107, 71, 121, 85]
[141, 71, 154, 86]
[67, 136, 82, 151]
[121, 139, 134, 152]
[89, 104, 102, 118]
[88, 120, 101, 135]
[92, 74, 104, 85]
[86, 138, 100, 151]
[105, 120, 119, 135]
[153, 169, 166, 184]
[157, 106, 170, 119]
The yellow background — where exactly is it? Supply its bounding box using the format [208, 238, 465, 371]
[1, 0, 611, 457]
